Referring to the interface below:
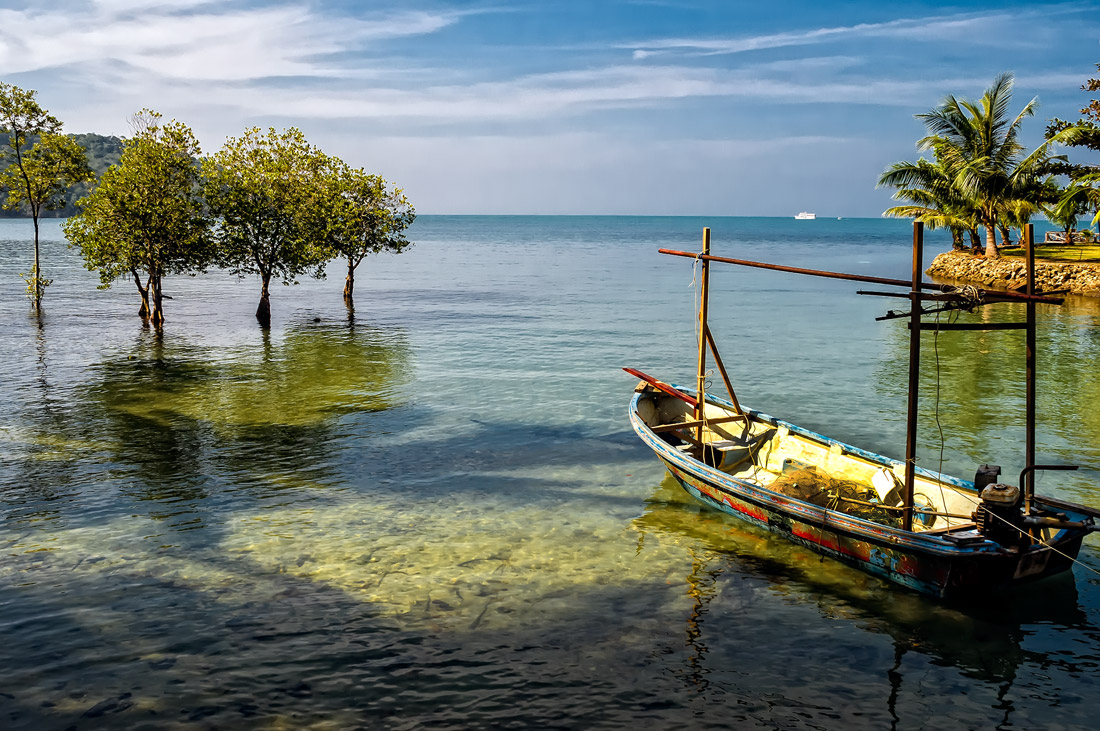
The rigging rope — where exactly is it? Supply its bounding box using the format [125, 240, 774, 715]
[923, 302, 1099, 578]
[932, 308, 952, 517]
[690, 256, 701, 363]
[946, 474, 1100, 578]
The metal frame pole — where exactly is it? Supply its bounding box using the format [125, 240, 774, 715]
[902, 222, 924, 532]
[1024, 223, 1037, 514]
[695, 228, 711, 443]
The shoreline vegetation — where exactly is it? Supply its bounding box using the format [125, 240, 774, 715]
[1, 88, 414, 326]
[879, 68, 1100, 291]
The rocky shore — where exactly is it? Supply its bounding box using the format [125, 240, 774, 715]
[926, 251, 1100, 297]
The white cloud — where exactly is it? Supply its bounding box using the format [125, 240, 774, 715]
[166, 65, 992, 124]
[0, 3, 457, 80]
[4, 1, 1087, 132]
[624, 8, 1049, 58]
[42, 57, 1017, 144]
[90, 0, 216, 11]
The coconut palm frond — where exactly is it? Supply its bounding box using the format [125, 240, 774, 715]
[884, 73, 1067, 257]
[883, 205, 971, 231]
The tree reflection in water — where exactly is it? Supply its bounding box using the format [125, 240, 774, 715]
[8, 319, 411, 533]
[873, 294, 1100, 504]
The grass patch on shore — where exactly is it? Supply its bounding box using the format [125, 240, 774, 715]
[998, 245, 1100, 263]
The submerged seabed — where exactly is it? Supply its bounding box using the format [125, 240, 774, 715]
[1, 216, 1099, 730]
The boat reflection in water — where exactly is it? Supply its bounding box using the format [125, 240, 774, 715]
[632, 474, 1097, 728]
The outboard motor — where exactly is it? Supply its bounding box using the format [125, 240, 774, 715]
[974, 464, 1001, 492]
[973, 482, 1028, 546]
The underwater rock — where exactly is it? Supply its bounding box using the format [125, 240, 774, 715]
[82, 692, 133, 718]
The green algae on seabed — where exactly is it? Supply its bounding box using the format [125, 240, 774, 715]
[0, 427, 117, 462]
[2, 481, 695, 635]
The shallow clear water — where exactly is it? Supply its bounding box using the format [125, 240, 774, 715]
[1, 216, 1099, 729]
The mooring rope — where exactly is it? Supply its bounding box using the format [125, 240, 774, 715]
[932, 308, 952, 518]
[920, 293, 1100, 579]
[957, 284, 983, 310]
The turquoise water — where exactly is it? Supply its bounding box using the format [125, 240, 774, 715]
[1, 215, 1099, 729]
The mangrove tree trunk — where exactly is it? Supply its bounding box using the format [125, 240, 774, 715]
[132, 269, 150, 318]
[343, 258, 356, 302]
[148, 273, 164, 326]
[31, 215, 41, 311]
[257, 273, 272, 326]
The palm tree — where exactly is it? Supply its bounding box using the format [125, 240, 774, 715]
[1057, 173, 1100, 231]
[913, 73, 1070, 259]
[1045, 182, 1092, 244]
[879, 155, 980, 250]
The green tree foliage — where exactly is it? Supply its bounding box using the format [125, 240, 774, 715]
[1054, 172, 1100, 230]
[0, 82, 92, 308]
[1, 134, 93, 220]
[63, 111, 211, 325]
[0, 133, 124, 218]
[59, 133, 123, 215]
[203, 127, 332, 326]
[325, 161, 415, 302]
[882, 73, 1072, 259]
[1046, 63, 1100, 174]
[1047, 64, 1100, 226]
[1046, 184, 1092, 240]
[879, 155, 981, 251]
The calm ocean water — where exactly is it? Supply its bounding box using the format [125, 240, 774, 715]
[1, 215, 1099, 729]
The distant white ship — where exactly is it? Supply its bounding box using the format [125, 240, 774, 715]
[794, 211, 816, 220]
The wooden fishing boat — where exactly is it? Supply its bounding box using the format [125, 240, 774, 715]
[627, 224, 1100, 600]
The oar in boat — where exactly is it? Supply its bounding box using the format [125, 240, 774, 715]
[622, 367, 697, 407]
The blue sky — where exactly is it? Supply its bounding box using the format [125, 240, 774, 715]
[2, 0, 1099, 215]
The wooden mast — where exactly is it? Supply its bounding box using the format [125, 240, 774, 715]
[1024, 222, 1037, 514]
[902, 222, 924, 532]
[705, 328, 743, 416]
[695, 228, 711, 444]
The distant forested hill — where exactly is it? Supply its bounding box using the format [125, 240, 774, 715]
[0, 132, 123, 218]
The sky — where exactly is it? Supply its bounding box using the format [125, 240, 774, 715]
[2, 0, 1099, 216]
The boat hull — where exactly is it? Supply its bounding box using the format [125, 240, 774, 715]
[630, 390, 1089, 600]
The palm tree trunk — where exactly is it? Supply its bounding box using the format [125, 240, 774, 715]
[968, 229, 982, 253]
[985, 225, 999, 259]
